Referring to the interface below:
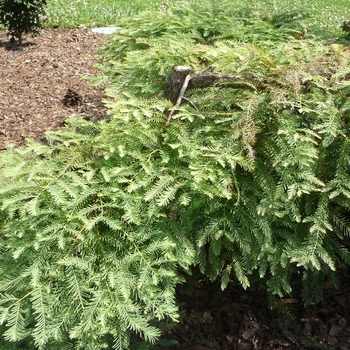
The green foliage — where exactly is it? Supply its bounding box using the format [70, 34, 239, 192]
[341, 20, 350, 38]
[0, 129, 187, 349]
[1, 0, 350, 348]
[39, 0, 349, 33]
[44, 0, 174, 29]
[0, 0, 47, 44]
[79, 0, 350, 300]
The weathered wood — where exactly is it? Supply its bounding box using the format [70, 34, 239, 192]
[189, 71, 257, 90]
[164, 66, 259, 126]
[189, 69, 242, 89]
[165, 66, 193, 104]
[166, 66, 258, 104]
[165, 73, 192, 127]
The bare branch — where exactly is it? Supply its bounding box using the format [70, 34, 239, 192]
[165, 73, 192, 127]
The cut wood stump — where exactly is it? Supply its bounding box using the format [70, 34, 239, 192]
[164, 65, 260, 126]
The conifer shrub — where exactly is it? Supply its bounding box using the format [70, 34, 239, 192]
[0, 0, 47, 45]
[341, 20, 350, 38]
[1, 1, 350, 348]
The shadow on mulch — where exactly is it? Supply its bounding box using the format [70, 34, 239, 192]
[0, 40, 36, 51]
[159, 269, 350, 350]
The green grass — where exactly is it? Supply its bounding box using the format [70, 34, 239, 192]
[44, 0, 176, 28]
[43, 0, 349, 35]
[0, 0, 347, 34]
[239, 0, 349, 35]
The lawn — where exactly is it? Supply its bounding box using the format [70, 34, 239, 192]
[44, 0, 349, 34]
[44, 0, 176, 28]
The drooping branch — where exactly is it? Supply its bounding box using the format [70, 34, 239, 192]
[164, 66, 261, 126]
[165, 66, 260, 102]
[188, 70, 257, 90]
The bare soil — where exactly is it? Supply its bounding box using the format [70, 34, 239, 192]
[0, 27, 107, 150]
[1, 28, 350, 350]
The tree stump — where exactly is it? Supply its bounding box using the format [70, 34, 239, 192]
[165, 65, 193, 104]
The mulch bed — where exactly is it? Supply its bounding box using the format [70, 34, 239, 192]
[0, 27, 108, 150]
[161, 273, 350, 350]
[1, 27, 350, 350]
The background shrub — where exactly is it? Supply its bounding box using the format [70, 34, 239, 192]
[0, 0, 47, 44]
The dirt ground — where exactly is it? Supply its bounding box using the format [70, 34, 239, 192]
[1, 28, 350, 350]
[0, 27, 107, 150]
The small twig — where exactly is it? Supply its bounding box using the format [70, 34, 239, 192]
[182, 97, 199, 111]
[302, 115, 313, 130]
[253, 116, 276, 149]
[165, 73, 192, 127]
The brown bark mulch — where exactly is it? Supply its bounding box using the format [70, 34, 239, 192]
[0, 27, 108, 150]
[161, 272, 350, 350]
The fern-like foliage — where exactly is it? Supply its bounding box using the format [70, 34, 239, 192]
[0, 127, 186, 349]
[1, 0, 350, 348]
[91, 0, 350, 303]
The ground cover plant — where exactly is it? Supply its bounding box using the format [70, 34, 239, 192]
[1, 0, 350, 349]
